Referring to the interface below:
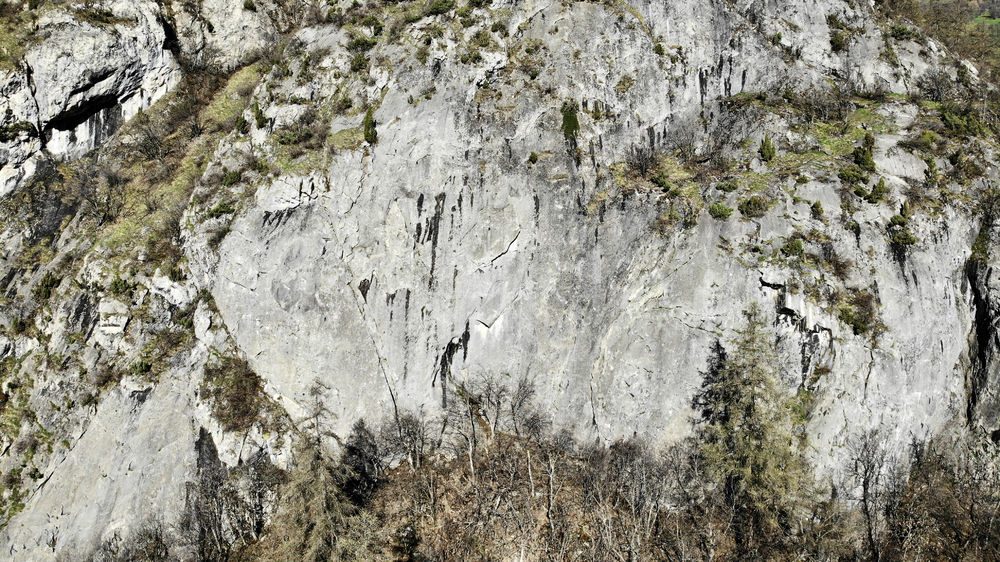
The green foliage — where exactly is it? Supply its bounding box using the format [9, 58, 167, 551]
[252, 102, 267, 129]
[350, 53, 368, 72]
[835, 290, 881, 336]
[206, 200, 236, 219]
[692, 305, 809, 558]
[810, 201, 824, 219]
[459, 48, 482, 64]
[738, 195, 770, 219]
[971, 202, 996, 264]
[717, 179, 739, 193]
[924, 157, 939, 186]
[109, 276, 132, 296]
[866, 177, 888, 204]
[759, 136, 776, 163]
[830, 30, 848, 52]
[221, 169, 242, 187]
[838, 164, 868, 185]
[360, 14, 383, 36]
[901, 129, 942, 153]
[32, 272, 60, 301]
[275, 125, 315, 146]
[940, 104, 986, 137]
[709, 202, 733, 220]
[887, 206, 918, 259]
[561, 101, 580, 142]
[346, 34, 377, 53]
[853, 132, 877, 172]
[363, 107, 378, 145]
[889, 224, 918, 247]
[889, 23, 918, 41]
[0, 121, 35, 143]
[425, 0, 455, 16]
[781, 237, 805, 258]
[235, 113, 250, 135]
[201, 357, 264, 432]
[528, 152, 538, 165]
[128, 359, 152, 378]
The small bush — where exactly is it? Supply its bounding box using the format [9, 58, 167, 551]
[889, 24, 917, 41]
[274, 125, 314, 145]
[207, 201, 236, 219]
[459, 48, 482, 64]
[853, 132, 877, 172]
[201, 357, 264, 432]
[866, 177, 888, 203]
[221, 169, 242, 187]
[836, 290, 880, 336]
[781, 237, 805, 258]
[887, 207, 918, 258]
[0, 121, 35, 143]
[561, 101, 580, 142]
[109, 276, 132, 296]
[759, 136, 776, 163]
[831, 30, 848, 52]
[838, 164, 868, 185]
[350, 53, 368, 72]
[347, 34, 377, 53]
[234, 114, 250, 135]
[738, 195, 770, 219]
[426, 0, 455, 16]
[716, 179, 739, 193]
[363, 107, 378, 145]
[252, 102, 267, 129]
[626, 144, 656, 177]
[528, 152, 538, 165]
[811, 201, 824, 219]
[900, 129, 941, 153]
[33, 272, 60, 301]
[708, 202, 733, 220]
[129, 359, 152, 378]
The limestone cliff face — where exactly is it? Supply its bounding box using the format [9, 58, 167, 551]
[191, 0, 980, 464]
[0, 0, 998, 558]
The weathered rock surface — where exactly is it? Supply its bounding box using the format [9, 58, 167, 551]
[1, 0, 999, 558]
[0, 0, 181, 195]
[195, 0, 981, 471]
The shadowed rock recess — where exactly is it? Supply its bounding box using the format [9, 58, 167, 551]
[3, 0, 1000, 559]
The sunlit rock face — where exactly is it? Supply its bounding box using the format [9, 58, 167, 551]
[196, 0, 977, 471]
[1, 0, 998, 558]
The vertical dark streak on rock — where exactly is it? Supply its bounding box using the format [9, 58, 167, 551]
[433, 322, 471, 408]
[966, 259, 994, 426]
[427, 193, 446, 289]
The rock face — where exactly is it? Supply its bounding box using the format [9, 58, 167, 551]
[0, 0, 181, 195]
[197, 0, 978, 469]
[0, 0, 998, 558]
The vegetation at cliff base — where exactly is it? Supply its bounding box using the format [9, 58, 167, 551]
[96, 308, 1000, 561]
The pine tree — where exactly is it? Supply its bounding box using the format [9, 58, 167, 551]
[342, 418, 382, 506]
[692, 304, 808, 557]
[254, 382, 355, 561]
[258, 442, 353, 562]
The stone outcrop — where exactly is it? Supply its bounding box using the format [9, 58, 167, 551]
[0, 0, 998, 558]
[0, 0, 181, 195]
